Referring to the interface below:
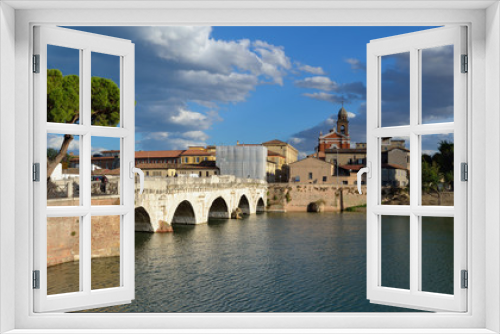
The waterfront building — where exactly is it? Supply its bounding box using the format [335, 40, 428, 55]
[179, 147, 216, 164]
[288, 157, 334, 184]
[261, 139, 298, 182]
[135, 150, 183, 164]
[317, 106, 351, 151]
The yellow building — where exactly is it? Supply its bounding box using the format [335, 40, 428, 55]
[262, 139, 298, 164]
[179, 147, 216, 164]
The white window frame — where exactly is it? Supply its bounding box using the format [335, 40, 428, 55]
[366, 26, 467, 312]
[1, 1, 499, 333]
[33, 25, 136, 313]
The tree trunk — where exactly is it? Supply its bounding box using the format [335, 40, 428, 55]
[47, 134, 74, 180]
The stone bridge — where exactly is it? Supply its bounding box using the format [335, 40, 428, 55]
[134, 175, 268, 232]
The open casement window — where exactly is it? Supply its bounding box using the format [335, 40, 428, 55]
[33, 26, 136, 312]
[365, 26, 467, 312]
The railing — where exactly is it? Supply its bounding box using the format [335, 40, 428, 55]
[135, 175, 268, 195]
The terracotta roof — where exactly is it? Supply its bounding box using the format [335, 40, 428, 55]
[319, 131, 349, 139]
[136, 163, 218, 170]
[267, 150, 285, 158]
[180, 150, 215, 157]
[382, 163, 408, 170]
[135, 150, 184, 158]
[289, 156, 333, 166]
[101, 150, 120, 153]
[339, 164, 365, 171]
[262, 139, 287, 145]
[91, 156, 115, 160]
[383, 147, 410, 152]
[325, 148, 367, 154]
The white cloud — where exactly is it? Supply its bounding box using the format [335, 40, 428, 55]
[347, 111, 356, 119]
[289, 137, 304, 145]
[302, 92, 345, 103]
[141, 26, 291, 85]
[345, 58, 366, 71]
[295, 76, 338, 91]
[297, 151, 308, 160]
[298, 64, 326, 75]
[47, 135, 80, 152]
[183, 130, 210, 141]
[170, 108, 208, 127]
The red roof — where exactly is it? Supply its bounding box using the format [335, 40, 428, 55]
[180, 150, 215, 157]
[267, 150, 285, 158]
[135, 150, 184, 158]
[136, 163, 218, 170]
[263, 139, 287, 145]
[382, 163, 408, 170]
[339, 164, 365, 171]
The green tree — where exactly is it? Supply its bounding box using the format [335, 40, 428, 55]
[433, 140, 454, 190]
[422, 159, 443, 204]
[46, 69, 120, 179]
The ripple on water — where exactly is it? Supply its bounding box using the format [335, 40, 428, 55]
[63, 212, 446, 313]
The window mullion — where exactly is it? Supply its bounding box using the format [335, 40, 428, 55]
[409, 47, 420, 295]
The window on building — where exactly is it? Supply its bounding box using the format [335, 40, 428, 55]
[308, 172, 313, 180]
[196, 157, 200, 163]
[322, 176, 327, 182]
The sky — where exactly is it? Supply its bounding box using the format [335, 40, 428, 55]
[47, 26, 454, 158]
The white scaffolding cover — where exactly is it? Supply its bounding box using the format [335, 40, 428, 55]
[216, 146, 267, 181]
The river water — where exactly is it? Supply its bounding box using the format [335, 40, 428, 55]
[48, 212, 453, 312]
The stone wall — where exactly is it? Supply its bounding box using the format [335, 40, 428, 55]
[267, 183, 367, 212]
[47, 197, 121, 267]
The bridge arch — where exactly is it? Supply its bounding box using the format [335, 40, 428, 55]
[238, 195, 251, 215]
[135, 206, 154, 232]
[171, 200, 197, 225]
[208, 196, 230, 219]
[256, 197, 265, 213]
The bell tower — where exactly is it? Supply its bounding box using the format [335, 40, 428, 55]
[337, 102, 349, 137]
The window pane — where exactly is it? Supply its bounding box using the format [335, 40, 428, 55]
[421, 134, 454, 206]
[47, 216, 80, 295]
[91, 215, 121, 290]
[381, 137, 410, 205]
[91, 52, 121, 127]
[381, 52, 410, 127]
[47, 45, 80, 124]
[421, 45, 454, 124]
[421, 217, 454, 295]
[47, 133, 80, 206]
[91, 137, 121, 205]
[381, 215, 410, 290]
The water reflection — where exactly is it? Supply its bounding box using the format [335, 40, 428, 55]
[47, 213, 454, 313]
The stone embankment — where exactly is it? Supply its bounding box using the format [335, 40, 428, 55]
[267, 183, 367, 212]
[47, 197, 120, 267]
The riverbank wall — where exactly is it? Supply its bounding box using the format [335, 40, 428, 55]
[47, 197, 120, 267]
[267, 183, 367, 212]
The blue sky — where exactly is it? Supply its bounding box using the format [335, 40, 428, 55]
[48, 26, 454, 157]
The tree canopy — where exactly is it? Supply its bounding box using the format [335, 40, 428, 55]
[421, 140, 454, 195]
[47, 69, 120, 126]
[46, 69, 120, 179]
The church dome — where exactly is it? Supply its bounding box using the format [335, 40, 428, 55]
[338, 106, 348, 121]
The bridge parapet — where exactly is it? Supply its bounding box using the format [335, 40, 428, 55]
[135, 175, 268, 231]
